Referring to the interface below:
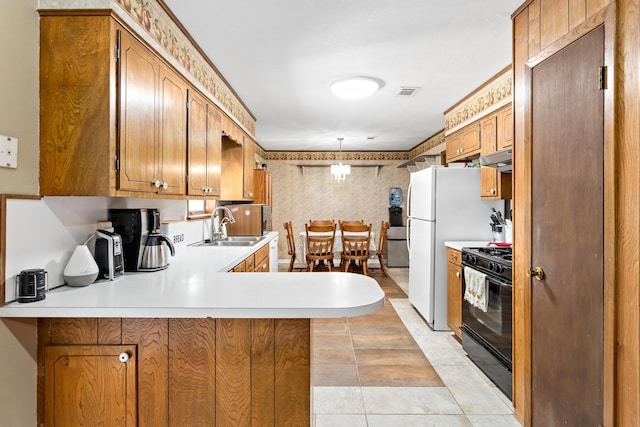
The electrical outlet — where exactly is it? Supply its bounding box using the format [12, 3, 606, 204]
[0, 135, 18, 169]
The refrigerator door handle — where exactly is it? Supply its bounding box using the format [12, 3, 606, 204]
[406, 217, 412, 256]
[406, 180, 413, 218]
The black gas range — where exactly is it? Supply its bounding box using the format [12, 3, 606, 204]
[461, 245, 512, 281]
[461, 244, 513, 400]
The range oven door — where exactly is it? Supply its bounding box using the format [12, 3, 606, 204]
[461, 268, 512, 364]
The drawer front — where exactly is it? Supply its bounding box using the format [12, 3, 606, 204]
[254, 244, 270, 265]
[447, 248, 461, 265]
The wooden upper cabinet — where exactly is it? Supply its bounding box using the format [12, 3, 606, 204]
[44, 344, 137, 426]
[445, 122, 481, 163]
[253, 169, 272, 205]
[497, 105, 514, 150]
[187, 89, 221, 197]
[40, 15, 189, 197]
[220, 124, 256, 201]
[480, 115, 499, 198]
[119, 29, 187, 195]
[480, 113, 512, 200]
[243, 135, 256, 200]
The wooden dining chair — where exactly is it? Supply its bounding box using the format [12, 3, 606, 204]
[305, 223, 337, 272]
[340, 223, 372, 275]
[371, 221, 390, 276]
[283, 221, 297, 272]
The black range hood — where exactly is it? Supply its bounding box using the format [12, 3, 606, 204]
[480, 148, 512, 172]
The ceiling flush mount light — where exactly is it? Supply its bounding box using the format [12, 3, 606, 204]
[331, 137, 351, 182]
[330, 77, 382, 100]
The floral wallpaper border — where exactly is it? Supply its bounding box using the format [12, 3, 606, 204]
[444, 68, 512, 132]
[408, 131, 445, 159]
[263, 131, 444, 162]
[263, 151, 410, 162]
[111, 0, 256, 135]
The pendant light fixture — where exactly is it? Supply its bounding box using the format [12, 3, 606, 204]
[331, 137, 351, 181]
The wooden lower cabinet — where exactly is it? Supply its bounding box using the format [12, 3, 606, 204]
[446, 248, 463, 339]
[44, 344, 137, 426]
[38, 317, 311, 426]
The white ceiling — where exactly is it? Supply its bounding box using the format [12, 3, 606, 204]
[163, 0, 522, 152]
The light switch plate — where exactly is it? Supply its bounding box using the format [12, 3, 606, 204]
[0, 135, 18, 168]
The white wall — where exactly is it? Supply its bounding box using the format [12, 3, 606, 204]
[0, 1, 40, 424]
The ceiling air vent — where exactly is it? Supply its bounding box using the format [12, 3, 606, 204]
[394, 86, 421, 97]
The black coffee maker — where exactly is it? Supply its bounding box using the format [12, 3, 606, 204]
[109, 208, 174, 272]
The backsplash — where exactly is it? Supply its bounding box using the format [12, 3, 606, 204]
[3, 196, 197, 302]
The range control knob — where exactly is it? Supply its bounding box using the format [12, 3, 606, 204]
[489, 262, 504, 274]
[463, 254, 477, 265]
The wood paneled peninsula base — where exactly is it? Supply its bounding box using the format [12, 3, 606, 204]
[39, 317, 311, 426]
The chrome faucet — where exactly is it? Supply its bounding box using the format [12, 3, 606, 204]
[210, 206, 236, 240]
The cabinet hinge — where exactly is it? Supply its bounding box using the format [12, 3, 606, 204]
[115, 155, 120, 172]
[185, 172, 189, 184]
[598, 66, 607, 90]
[115, 30, 121, 63]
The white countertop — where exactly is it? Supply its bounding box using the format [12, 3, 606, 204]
[0, 232, 385, 319]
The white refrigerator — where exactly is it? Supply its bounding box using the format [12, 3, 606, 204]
[406, 166, 502, 330]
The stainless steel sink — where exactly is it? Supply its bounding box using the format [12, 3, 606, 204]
[192, 236, 265, 247]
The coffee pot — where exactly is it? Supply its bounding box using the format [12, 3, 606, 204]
[139, 209, 175, 271]
[141, 232, 175, 270]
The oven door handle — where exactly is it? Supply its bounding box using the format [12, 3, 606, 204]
[462, 265, 512, 289]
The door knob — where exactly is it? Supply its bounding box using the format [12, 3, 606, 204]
[526, 266, 545, 281]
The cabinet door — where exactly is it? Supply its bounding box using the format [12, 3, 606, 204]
[497, 105, 514, 150]
[463, 123, 481, 153]
[119, 30, 159, 193]
[243, 136, 255, 199]
[206, 105, 222, 197]
[254, 255, 270, 272]
[253, 169, 272, 205]
[446, 260, 462, 339]
[45, 345, 137, 426]
[446, 132, 463, 162]
[187, 89, 208, 196]
[157, 65, 187, 195]
[480, 115, 500, 198]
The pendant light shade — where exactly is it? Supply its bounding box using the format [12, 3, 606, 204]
[331, 137, 351, 181]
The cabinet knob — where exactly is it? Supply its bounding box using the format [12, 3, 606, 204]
[247, 192, 254, 197]
[162, 182, 169, 190]
[151, 180, 161, 188]
[490, 188, 496, 195]
[455, 272, 461, 278]
[118, 352, 130, 363]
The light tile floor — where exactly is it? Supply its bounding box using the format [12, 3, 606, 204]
[313, 268, 521, 427]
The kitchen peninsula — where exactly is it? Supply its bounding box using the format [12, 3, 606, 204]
[0, 237, 385, 426]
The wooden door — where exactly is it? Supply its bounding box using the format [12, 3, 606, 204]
[45, 345, 137, 426]
[480, 115, 499, 198]
[158, 65, 187, 195]
[119, 30, 158, 192]
[530, 26, 604, 426]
